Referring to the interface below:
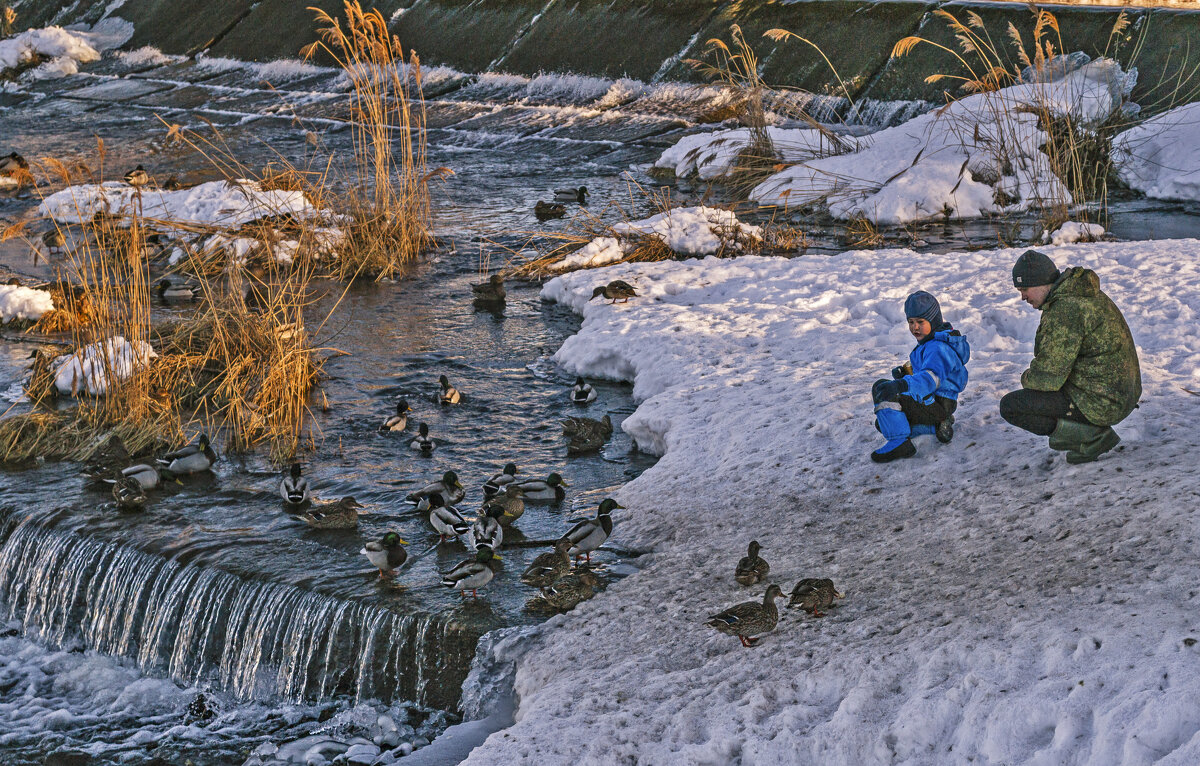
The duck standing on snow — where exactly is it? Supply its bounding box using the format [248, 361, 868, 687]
[361, 531, 408, 578]
[300, 496, 364, 529]
[471, 274, 506, 304]
[471, 502, 504, 551]
[380, 399, 410, 433]
[559, 497, 622, 563]
[734, 540, 770, 586]
[280, 463, 311, 508]
[157, 434, 217, 476]
[561, 414, 612, 455]
[515, 472, 569, 503]
[123, 164, 150, 188]
[589, 280, 638, 304]
[707, 584, 786, 647]
[156, 279, 195, 301]
[787, 578, 844, 617]
[112, 475, 147, 511]
[482, 462, 519, 498]
[407, 470, 465, 508]
[427, 493, 471, 542]
[409, 422, 435, 454]
[534, 201, 566, 221]
[571, 377, 596, 404]
[520, 538, 572, 589]
[438, 375, 461, 405]
[553, 186, 588, 204]
[440, 544, 497, 598]
[484, 484, 525, 527]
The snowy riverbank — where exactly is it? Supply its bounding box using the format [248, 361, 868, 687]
[461, 241, 1200, 764]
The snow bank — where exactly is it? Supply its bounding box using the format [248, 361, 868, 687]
[742, 56, 1135, 224]
[0, 285, 53, 323]
[1049, 221, 1105, 244]
[52, 336, 157, 397]
[458, 239, 1200, 764]
[1113, 101, 1200, 202]
[0, 27, 99, 81]
[654, 127, 856, 180]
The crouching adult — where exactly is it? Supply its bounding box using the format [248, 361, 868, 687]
[1000, 250, 1141, 464]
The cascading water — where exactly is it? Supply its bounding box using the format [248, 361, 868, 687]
[0, 509, 478, 711]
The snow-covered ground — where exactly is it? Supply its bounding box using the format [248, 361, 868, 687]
[1114, 101, 1200, 204]
[0, 26, 99, 81]
[0, 284, 53, 323]
[458, 239, 1200, 764]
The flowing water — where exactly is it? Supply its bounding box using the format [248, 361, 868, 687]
[1, 50, 1200, 765]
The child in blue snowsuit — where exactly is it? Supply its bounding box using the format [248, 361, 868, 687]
[870, 291, 971, 463]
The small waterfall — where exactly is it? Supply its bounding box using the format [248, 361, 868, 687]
[0, 511, 479, 711]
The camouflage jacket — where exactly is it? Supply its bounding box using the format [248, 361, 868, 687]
[1022, 267, 1141, 426]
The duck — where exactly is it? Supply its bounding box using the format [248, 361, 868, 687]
[157, 434, 217, 476]
[438, 375, 461, 405]
[300, 496, 364, 529]
[42, 229, 67, 256]
[0, 152, 28, 175]
[161, 175, 182, 191]
[103, 463, 161, 491]
[534, 201, 566, 221]
[361, 531, 408, 578]
[589, 280, 638, 304]
[559, 497, 622, 563]
[706, 584, 786, 647]
[407, 470, 464, 508]
[561, 414, 612, 455]
[124, 164, 150, 188]
[482, 462, 519, 498]
[408, 422, 435, 454]
[520, 538, 572, 589]
[734, 540, 770, 586]
[536, 570, 602, 611]
[787, 578, 844, 617]
[112, 475, 147, 511]
[380, 399, 410, 433]
[514, 472, 569, 503]
[470, 502, 504, 551]
[570, 376, 596, 404]
[553, 186, 588, 204]
[471, 274, 506, 303]
[440, 544, 497, 598]
[156, 279, 195, 301]
[82, 434, 131, 481]
[427, 493, 471, 542]
[280, 463, 310, 507]
[484, 484, 525, 527]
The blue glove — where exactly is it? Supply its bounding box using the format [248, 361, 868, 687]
[872, 378, 907, 404]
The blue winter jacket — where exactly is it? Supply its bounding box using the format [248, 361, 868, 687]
[902, 324, 970, 404]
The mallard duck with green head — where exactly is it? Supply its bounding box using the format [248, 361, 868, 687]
[157, 434, 217, 476]
[787, 578, 844, 617]
[427, 493, 470, 542]
[570, 377, 596, 404]
[300, 496, 364, 529]
[409, 422, 435, 454]
[536, 570, 601, 611]
[707, 584, 786, 647]
[514, 472, 568, 503]
[471, 503, 504, 551]
[589, 280, 637, 304]
[101, 463, 160, 492]
[484, 484, 525, 527]
[361, 531, 408, 578]
[439, 375, 461, 405]
[156, 279, 195, 301]
[520, 538, 572, 589]
[559, 497, 622, 563]
[380, 399, 410, 433]
[482, 462, 519, 498]
[408, 470, 464, 508]
[734, 540, 769, 586]
[280, 463, 310, 508]
[440, 544, 497, 598]
[562, 414, 612, 455]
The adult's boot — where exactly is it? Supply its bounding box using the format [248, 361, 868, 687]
[1049, 418, 1120, 464]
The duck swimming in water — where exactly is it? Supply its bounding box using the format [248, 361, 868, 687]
[534, 201, 566, 221]
[514, 472, 569, 503]
[427, 493, 471, 542]
[471, 274, 506, 303]
[407, 470, 465, 508]
[300, 496, 364, 529]
[157, 434, 217, 476]
[409, 422, 435, 454]
[553, 186, 588, 204]
[482, 462, 519, 498]
[280, 463, 311, 508]
[570, 376, 596, 404]
[438, 375, 461, 405]
[380, 399, 410, 433]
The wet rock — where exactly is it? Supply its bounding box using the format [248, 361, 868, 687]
[372, 713, 399, 748]
[392, 742, 413, 757]
[344, 743, 379, 764]
[44, 752, 90, 766]
[185, 691, 218, 723]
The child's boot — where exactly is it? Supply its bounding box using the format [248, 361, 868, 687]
[871, 407, 915, 463]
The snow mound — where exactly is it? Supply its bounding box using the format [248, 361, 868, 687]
[0, 285, 54, 323]
[747, 56, 1135, 224]
[654, 127, 856, 181]
[1049, 221, 1105, 244]
[52, 336, 157, 397]
[0, 27, 99, 82]
[470, 240, 1200, 764]
[1113, 101, 1200, 202]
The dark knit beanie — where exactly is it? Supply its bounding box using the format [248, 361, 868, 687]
[904, 291, 943, 329]
[1012, 250, 1060, 287]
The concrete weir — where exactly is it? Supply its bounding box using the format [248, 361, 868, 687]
[14, 0, 1200, 109]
